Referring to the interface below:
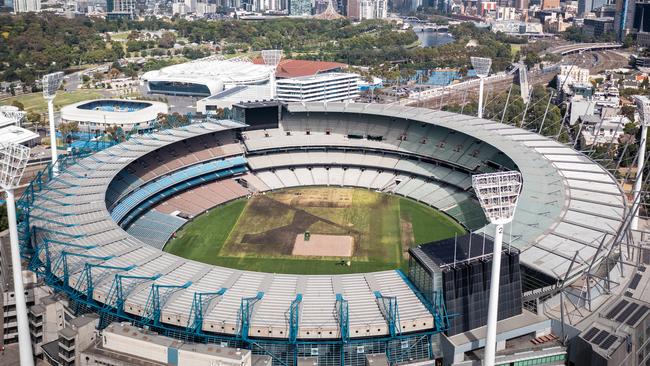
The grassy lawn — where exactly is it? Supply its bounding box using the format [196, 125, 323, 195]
[0, 90, 104, 114]
[510, 43, 522, 57]
[164, 199, 247, 260]
[399, 198, 465, 244]
[164, 188, 466, 274]
[108, 31, 130, 41]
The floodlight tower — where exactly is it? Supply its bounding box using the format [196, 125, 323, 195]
[632, 95, 650, 230]
[471, 57, 492, 119]
[42, 72, 64, 175]
[472, 171, 522, 366]
[0, 142, 34, 366]
[261, 50, 282, 99]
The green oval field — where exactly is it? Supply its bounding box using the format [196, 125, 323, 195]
[164, 187, 466, 274]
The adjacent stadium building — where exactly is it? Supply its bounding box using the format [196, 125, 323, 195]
[60, 99, 169, 133]
[21, 102, 630, 366]
[141, 57, 273, 97]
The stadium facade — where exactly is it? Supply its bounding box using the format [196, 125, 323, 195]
[19, 102, 628, 365]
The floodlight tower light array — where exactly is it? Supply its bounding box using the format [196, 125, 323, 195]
[633, 95, 650, 230]
[472, 171, 522, 225]
[0, 142, 34, 366]
[262, 50, 282, 99]
[472, 170, 522, 366]
[42, 72, 64, 176]
[0, 142, 30, 189]
[470, 57, 492, 119]
[42, 71, 64, 100]
[470, 57, 492, 78]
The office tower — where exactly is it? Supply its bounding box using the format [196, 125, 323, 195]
[13, 0, 40, 12]
[289, 0, 311, 14]
[578, 0, 608, 16]
[347, 0, 359, 17]
[359, 0, 386, 19]
[541, 0, 559, 9]
[615, 0, 634, 39]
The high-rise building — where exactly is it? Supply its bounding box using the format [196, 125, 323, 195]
[185, 0, 197, 11]
[13, 0, 40, 12]
[614, 0, 632, 39]
[106, 0, 135, 18]
[347, 0, 359, 18]
[359, 0, 386, 19]
[289, 0, 311, 14]
[541, 0, 559, 9]
[172, 0, 186, 14]
[314, 0, 329, 13]
[578, 0, 608, 16]
[515, 0, 528, 10]
[614, 0, 650, 41]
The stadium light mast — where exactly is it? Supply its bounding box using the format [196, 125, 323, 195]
[472, 171, 522, 366]
[0, 142, 33, 366]
[632, 95, 650, 230]
[262, 50, 282, 99]
[471, 57, 492, 119]
[42, 72, 64, 176]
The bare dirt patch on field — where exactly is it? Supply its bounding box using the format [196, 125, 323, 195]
[292, 234, 354, 257]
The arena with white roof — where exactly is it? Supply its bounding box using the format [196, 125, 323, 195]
[141, 56, 273, 97]
[22, 102, 627, 366]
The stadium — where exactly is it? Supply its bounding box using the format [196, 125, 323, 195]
[60, 99, 169, 133]
[141, 57, 274, 97]
[20, 102, 626, 365]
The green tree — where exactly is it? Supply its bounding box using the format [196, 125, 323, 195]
[158, 31, 176, 48]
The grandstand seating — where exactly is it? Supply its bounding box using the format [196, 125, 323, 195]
[107, 130, 243, 206]
[126, 210, 187, 250]
[242, 113, 513, 173]
[154, 177, 252, 218]
[249, 165, 486, 230]
[111, 156, 247, 223]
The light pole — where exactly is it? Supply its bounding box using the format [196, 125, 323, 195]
[472, 171, 522, 366]
[632, 95, 650, 230]
[471, 57, 492, 119]
[42, 72, 64, 176]
[0, 142, 33, 366]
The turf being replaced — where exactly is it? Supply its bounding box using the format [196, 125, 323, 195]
[164, 187, 466, 274]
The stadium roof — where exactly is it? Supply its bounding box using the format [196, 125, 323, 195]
[252, 58, 347, 78]
[198, 85, 274, 110]
[142, 56, 272, 86]
[0, 125, 39, 145]
[61, 99, 168, 125]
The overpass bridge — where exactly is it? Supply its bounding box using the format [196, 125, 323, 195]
[548, 43, 623, 55]
[412, 24, 449, 32]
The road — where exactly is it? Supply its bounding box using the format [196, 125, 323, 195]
[545, 42, 622, 56]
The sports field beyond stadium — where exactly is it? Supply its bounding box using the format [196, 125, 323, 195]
[164, 187, 466, 274]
